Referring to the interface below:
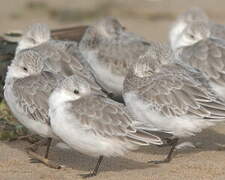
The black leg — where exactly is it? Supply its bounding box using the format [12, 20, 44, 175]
[148, 138, 179, 164]
[80, 156, 104, 178]
[44, 138, 52, 158]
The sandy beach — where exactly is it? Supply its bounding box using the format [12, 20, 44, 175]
[1, 0, 225, 179]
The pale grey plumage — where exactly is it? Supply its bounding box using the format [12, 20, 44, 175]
[176, 38, 225, 83]
[79, 16, 151, 97]
[177, 7, 209, 23]
[170, 7, 225, 47]
[49, 75, 163, 159]
[31, 40, 93, 78]
[49, 75, 163, 176]
[18, 36, 102, 95]
[90, 16, 145, 42]
[169, 7, 209, 50]
[68, 95, 162, 146]
[174, 21, 225, 99]
[80, 17, 150, 74]
[16, 23, 50, 54]
[123, 44, 225, 138]
[11, 71, 62, 125]
[4, 50, 63, 137]
[210, 23, 225, 40]
[16, 23, 97, 85]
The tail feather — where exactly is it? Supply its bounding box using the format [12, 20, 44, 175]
[200, 101, 225, 111]
[128, 130, 163, 146]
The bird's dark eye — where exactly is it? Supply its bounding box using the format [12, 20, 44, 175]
[189, 34, 195, 39]
[23, 67, 28, 71]
[28, 37, 36, 44]
[73, 89, 79, 94]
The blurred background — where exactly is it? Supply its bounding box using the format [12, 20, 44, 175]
[1, 0, 225, 42]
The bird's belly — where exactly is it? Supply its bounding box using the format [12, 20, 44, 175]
[90, 62, 124, 97]
[124, 91, 213, 138]
[83, 51, 125, 97]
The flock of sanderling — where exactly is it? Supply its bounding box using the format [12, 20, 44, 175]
[4, 7, 225, 178]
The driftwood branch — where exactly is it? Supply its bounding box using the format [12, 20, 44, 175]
[0, 25, 88, 100]
[51, 25, 88, 41]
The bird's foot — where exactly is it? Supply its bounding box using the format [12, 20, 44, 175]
[148, 158, 170, 164]
[80, 171, 97, 179]
[27, 150, 61, 169]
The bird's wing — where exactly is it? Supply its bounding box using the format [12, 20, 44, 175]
[210, 22, 225, 40]
[12, 71, 62, 124]
[177, 38, 225, 85]
[33, 42, 85, 75]
[133, 63, 225, 119]
[69, 95, 163, 145]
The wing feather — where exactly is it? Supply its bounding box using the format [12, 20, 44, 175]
[178, 38, 225, 84]
[128, 63, 225, 119]
[69, 95, 162, 145]
[12, 71, 61, 124]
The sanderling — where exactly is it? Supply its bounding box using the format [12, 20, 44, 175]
[48, 75, 163, 178]
[79, 17, 151, 100]
[169, 7, 209, 51]
[15, 23, 97, 84]
[30, 40, 97, 84]
[4, 49, 63, 169]
[173, 21, 225, 99]
[123, 44, 225, 164]
[170, 7, 225, 46]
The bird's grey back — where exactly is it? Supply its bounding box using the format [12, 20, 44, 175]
[176, 37, 225, 86]
[30, 40, 97, 83]
[79, 19, 152, 77]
